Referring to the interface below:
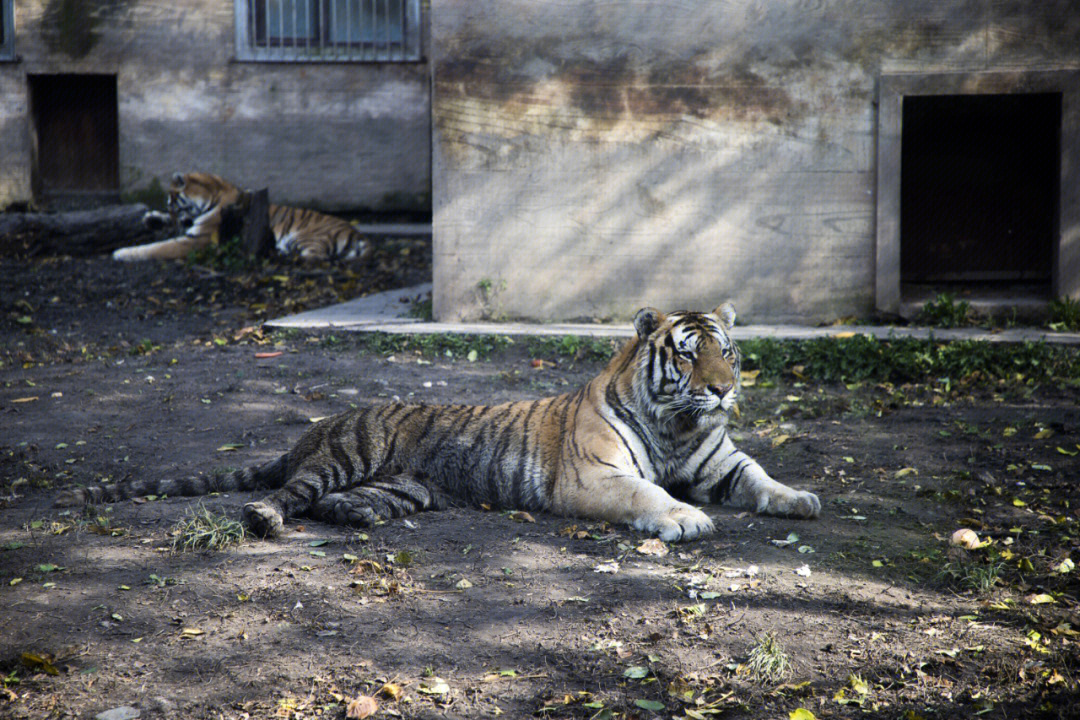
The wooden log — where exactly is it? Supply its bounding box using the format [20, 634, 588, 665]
[0, 204, 167, 257]
[218, 188, 274, 259]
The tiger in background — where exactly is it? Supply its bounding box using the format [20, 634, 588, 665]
[56, 303, 821, 542]
[112, 172, 370, 262]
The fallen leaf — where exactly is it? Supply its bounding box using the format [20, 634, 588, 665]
[508, 511, 535, 523]
[772, 434, 791, 447]
[790, 710, 818, 720]
[636, 539, 669, 557]
[417, 678, 450, 695]
[1034, 428, 1054, 439]
[594, 560, 620, 574]
[1027, 593, 1057, 605]
[20, 652, 59, 675]
[12, 396, 38, 403]
[216, 443, 244, 452]
[379, 682, 403, 700]
[1057, 446, 1078, 456]
[254, 351, 284, 359]
[180, 627, 204, 638]
[624, 665, 650, 679]
[634, 699, 665, 711]
[455, 578, 473, 589]
[795, 564, 812, 577]
[1055, 558, 1074, 574]
[346, 695, 378, 719]
[895, 467, 918, 478]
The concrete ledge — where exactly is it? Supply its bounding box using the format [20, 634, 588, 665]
[266, 284, 1080, 345]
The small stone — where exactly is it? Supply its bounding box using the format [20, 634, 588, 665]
[95, 707, 141, 720]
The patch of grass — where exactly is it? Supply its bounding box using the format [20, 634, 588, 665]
[1048, 296, 1080, 332]
[939, 560, 1003, 595]
[358, 332, 513, 360]
[407, 296, 433, 321]
[739, 335, 1080, 385]
[917, 292, 972, 328]
[171, 504, 246, 552]
[527, 335, 618, 362]
[186, 235, 257, 272]
[745, 632, 791, 684]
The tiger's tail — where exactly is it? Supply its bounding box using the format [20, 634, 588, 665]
[54, 454, 289, 507]
[309, 472, 449, 527]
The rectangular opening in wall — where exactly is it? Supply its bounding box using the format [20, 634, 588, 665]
[900, 92, 1061, 298]
[28, 73, 120, 208]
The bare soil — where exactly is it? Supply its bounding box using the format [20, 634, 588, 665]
[1, 250, 1078, 720]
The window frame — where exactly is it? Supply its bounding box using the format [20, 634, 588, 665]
[1, 0, 15, 62]
[235, 0, 421, 63]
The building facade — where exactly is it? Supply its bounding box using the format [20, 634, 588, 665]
[431, 0, 1080, 323]
[0, 0, 430, 212]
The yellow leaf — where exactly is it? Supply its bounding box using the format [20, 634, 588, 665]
[790, 709, 818, 720]
[1056, 446, 1078, 456]
[833, 331, 856, 339]
[636, 538, 669, 557]
[379, 682, 403, 700]
[895, 467, 918, 478]
[180, 627, 204, 638]
[1002, 427, 1018, 437]
[1027, 593, 1057, 605]
[772, 434, 791, 447]
[509, 511, 535, 523]
[1034, 428, 1054, 439]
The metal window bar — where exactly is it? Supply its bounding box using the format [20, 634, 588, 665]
[239, 0, 416, 62]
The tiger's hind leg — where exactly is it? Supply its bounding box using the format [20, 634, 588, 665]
[309, 472, 449, 527]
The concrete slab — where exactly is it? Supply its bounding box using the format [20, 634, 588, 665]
[265, 283, 1080, 345]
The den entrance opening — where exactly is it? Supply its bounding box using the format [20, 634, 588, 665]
[900, 92, 1061, 301]
[28, 73, 120, 209]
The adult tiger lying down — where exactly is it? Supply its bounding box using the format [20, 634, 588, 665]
[56, 303, 820, 541]
[113, 172, 370, 262]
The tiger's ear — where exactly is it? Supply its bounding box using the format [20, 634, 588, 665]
[713, 302, 736, 329]
[633, 307, 665, 339]
[171, 172, 186, 187]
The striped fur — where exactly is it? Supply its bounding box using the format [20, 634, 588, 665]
[56, 304, 820, 541]
[113, 172, 370, 262]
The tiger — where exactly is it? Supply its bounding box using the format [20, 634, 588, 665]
[112, 172, 370, 262]
[55, 303, 821, 542]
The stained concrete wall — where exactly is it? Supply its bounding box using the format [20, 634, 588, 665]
[432, 0, 1080, 323]
[0, 1, 430, 211]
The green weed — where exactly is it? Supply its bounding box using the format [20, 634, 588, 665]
[745, 633, 791, 684]
[171, 504, 246, 552]
[358, 332, 513, 360]
[527, 335, 618, 362]
[917, 293, 972, 328]
[739, 336, 1080, 385]
[1048, 296, 1080, 332]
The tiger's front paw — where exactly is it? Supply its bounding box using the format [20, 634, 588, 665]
[243, 501, 285, 537]
[760, 488, 821, 519]
[636, 504, 715, 542]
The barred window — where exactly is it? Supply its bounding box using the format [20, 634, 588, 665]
[235, 0, 421, 62]
[1, 0, 14, 61]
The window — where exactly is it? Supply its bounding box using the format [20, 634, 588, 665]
[1, 0, 14, 61]
[235, 0, 421, 62]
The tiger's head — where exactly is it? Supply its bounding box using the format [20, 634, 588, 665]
[165, 172, 242, 227]
[632, 303, 742, 422]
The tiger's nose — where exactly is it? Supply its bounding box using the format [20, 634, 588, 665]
[708, 384, 732, 396]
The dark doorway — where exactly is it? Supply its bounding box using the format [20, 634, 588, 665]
[28, 74, 120, 207]
[900, 92, 1060, 295]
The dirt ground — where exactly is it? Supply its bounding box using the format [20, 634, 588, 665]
[1, 247, 1078, 720]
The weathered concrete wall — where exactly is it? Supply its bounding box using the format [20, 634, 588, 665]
[432, 0, 1080, 323]
[0, 1, 430, 211]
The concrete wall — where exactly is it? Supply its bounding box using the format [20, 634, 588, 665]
[432, 0, 1080, 324]
[0, 0, 430, 211]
